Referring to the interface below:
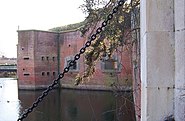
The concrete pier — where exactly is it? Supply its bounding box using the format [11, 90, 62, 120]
[174, 0, 185, 120]
[140, 0, 175, 120]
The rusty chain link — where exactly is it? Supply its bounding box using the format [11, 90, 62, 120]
[17, 0, 125, 120]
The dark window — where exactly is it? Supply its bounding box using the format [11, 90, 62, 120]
[23, 68, 25, 71]
[67, 60, 77, 70]
[23, 73, 30, 76]
[52, 57, 55, 61]
[23, 57, 29, 60]
[104, 59, 116, 70]
[41, 57, 44, 61]
[41, 72, 45, 76]
[101, 56, 120, 72]
[47, 72, 50, 76]
[53, 72, 56, 76]
[46, 56, 49, 61]
[65, 56, 79, 71]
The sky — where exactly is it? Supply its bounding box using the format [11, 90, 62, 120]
[0, 0, 85, 58]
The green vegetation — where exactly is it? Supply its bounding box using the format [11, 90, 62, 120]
[49, 21, 85, 32]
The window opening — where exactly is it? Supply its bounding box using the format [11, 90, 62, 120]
[46, 56, 49, 61]
[67, 60, 77, 70]
[23, 73, 30, 76]
[41, 72, 45, 76]
[41, 56, 44, 61]
[104, 59, 117, 70]
[65, 56, 79, 71]
[101, 54, 120, 72]
[53, 72, 56, 76]
[23, 57, 29, 60]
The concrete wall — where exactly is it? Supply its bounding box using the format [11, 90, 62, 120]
[140, 0, 175, 120]
[175, 0, 185, 120]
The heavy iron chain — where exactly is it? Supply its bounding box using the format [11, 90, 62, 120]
[17, 0, 125, 120]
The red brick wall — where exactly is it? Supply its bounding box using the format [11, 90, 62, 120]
[17, 30, 59, 89]
[59, 31, 86, 84]
[59, 30, 132, 87]
[17, 30, 36, 87]
[17, 29, 132, 89]
[33, 31, 59, 85]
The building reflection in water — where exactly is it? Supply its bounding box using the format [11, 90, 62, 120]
[0, 78, 135, 121]
[19, 89, 135, 121]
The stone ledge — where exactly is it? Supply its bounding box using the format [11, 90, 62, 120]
[61, 84, 132, 92]
[18, 84, 132, 92]
[18, 85, 58, 91]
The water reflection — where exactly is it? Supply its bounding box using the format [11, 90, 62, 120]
[19, 90, 135, 121]
[0, 78, 135, 121]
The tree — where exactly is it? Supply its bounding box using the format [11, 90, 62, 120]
[77, 0, 141, 120]
[75, 0, 140, 85]
[50, 0, 141, 119]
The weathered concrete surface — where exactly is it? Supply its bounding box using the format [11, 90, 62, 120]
[175, 0, 185, 120]
[140, 0, 175, 120]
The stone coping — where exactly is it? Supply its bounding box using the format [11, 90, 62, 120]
[18, 84, 132, 92]
[61, 84, 132, 92]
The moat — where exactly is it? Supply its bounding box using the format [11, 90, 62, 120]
[0, 78, 135, 121]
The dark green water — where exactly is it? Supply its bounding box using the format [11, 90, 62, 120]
[0, 78, 135, 121]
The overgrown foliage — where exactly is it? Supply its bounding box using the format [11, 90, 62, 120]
[50, 0, 141, 119]
[49, 21, 85, 32]
[78, 1, 141, 120]
[75, 0, 140, 85]
[49, 0, 140, 87]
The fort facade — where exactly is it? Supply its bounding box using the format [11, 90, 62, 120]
[17, 29, 132, 90]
